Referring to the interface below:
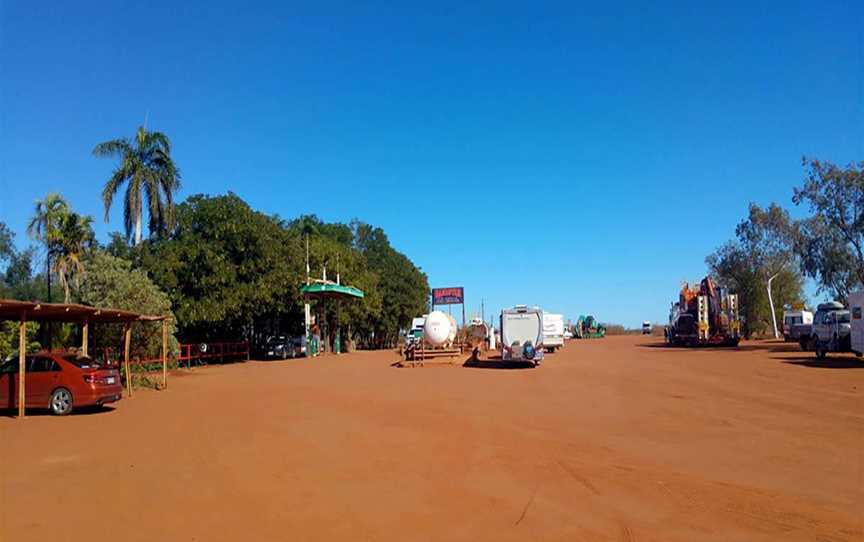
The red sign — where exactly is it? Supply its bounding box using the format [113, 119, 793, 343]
[432, 287, 464, 305]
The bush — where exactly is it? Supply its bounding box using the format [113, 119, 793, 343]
[78, 252, 178, 363]
[0, 321, 40, 360]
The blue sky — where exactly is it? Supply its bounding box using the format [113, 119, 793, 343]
[1, 1, 862, 327]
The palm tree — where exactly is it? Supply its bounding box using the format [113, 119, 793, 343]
[27, 193, 70, 301]
[51, 212, 95, 303]
[93, 126, 181, 245]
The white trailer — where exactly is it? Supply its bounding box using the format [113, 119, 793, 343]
[542, 313, 565, 353]
[501, 305, 544, 366]
[849, 291, 864, 356]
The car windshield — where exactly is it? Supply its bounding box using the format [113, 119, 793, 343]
[266, 336, 287, 344]
[62, 355, 103, 369]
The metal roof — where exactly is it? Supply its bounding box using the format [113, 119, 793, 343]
[0, 299, 166, 323]
[300, 282, 365, 299]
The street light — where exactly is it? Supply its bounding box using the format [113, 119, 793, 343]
[767, 272, 780, 339]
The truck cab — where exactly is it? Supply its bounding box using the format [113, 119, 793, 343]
[812, 307, 851, 359]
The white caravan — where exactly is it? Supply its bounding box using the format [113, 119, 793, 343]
[501, 305, 544, 366]
[542, 313, 565, 352]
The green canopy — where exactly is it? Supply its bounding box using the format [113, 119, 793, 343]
[301, 282, 365, 299]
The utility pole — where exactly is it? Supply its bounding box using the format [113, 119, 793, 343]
[305, 235, 311, 347]
[767, 272, 780, 339]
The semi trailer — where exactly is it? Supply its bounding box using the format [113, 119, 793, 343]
[665, 277, 741, 347]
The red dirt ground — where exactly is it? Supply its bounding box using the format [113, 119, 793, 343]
[2, 336, 862, 541]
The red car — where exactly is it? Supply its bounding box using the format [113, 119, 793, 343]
[0, 352, 123, 415]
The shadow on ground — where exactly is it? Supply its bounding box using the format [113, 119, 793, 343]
[778, 356, 864, 369]
[638, 341, 798, 353]
[1, 405, 116, 418]
[463, 354, 537, 370]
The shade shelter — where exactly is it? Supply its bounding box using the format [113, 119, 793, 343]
[300, 281, 364, 354]
[0, 299, 169, 418]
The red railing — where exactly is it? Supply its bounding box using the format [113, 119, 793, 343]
[178, 342, 249, 367]
[99, 341, 249, 368]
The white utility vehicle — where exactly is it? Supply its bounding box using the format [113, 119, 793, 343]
[501, 305, 544, 366]
[812, 305, 851, 359]
[542, 313, 565, 353]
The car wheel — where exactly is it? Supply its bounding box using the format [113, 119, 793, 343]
[50, 388, 73, 416]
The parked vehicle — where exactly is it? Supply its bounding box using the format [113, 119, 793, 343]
[665, 277, 740, 347]
[500, 305, 544, 366]
[642, 321, 651, 335]
[264, 335, 306, 359]
[573, 315, 605, 338]
[542, 313, 565, 353]
[849, 291, 864, 357]
[0, 352, 122, 415]
[811, 307, 851, 359]
[406, 316, 427, 347]
[782, 309, 813, 342]
[797, 302, 844, 351]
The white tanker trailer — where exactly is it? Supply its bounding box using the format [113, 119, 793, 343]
[423, 311, 458, 347]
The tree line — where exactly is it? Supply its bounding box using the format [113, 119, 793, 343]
[706, 158, 863, 337]
[0, 126, 430, 357]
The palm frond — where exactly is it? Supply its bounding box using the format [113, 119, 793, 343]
[92, 138, 132, 158]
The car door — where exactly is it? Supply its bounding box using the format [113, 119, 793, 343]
[26, 356, 61, 408]
[0, 360, 17, 409]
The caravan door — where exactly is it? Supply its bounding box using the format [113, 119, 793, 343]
[850, 292, 864, 356]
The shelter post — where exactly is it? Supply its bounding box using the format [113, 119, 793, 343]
[18, 311, 26, 418]
[81, 317, 89, 357]
[123, 323, 132, 396]
[161, 319, 168, 389]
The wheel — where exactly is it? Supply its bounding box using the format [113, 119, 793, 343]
[815, 344, 827, 359]
[50, 388, 73, 416]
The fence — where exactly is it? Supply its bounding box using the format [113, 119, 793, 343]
[177, 342, 250, 368]
[100, 341, 250, 369]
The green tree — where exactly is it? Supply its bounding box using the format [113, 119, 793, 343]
[138, 193, 303, 340]
[78, 251, 177, 360]
[707, 203, 804, 337]
[351, 221, 429, 346]
[0, 321, 40, 360]
[93, 126, 181, 245]
[0, 222, 13, 266]
[27, 192, 70, 302]
[3, 248, 43, 301]
[792, 158, 864, 301]
[51, 212, 96, 303]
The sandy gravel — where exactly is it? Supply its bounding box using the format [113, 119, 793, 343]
[2, 336, 862, 541]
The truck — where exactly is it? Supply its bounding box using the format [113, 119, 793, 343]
[665, 277, 740, 347]
[406, 316, 426, 347]
[782, 309, 813, 342]
[500, 305, 544, 366]
[542, 313, 565, 353]
[811, 305, 851, 359]
[796, 302, 844, 352]
[849, 291, 864, 356]
[642, 321, 652, 335]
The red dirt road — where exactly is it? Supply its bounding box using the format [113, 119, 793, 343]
[2, 336, 862, 541]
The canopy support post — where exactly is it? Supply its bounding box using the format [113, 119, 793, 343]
[124, 323, 132, 396]
[18, 311, 26, 418]
[161, 319, 168, 389]
[81, 317, 89, 358]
